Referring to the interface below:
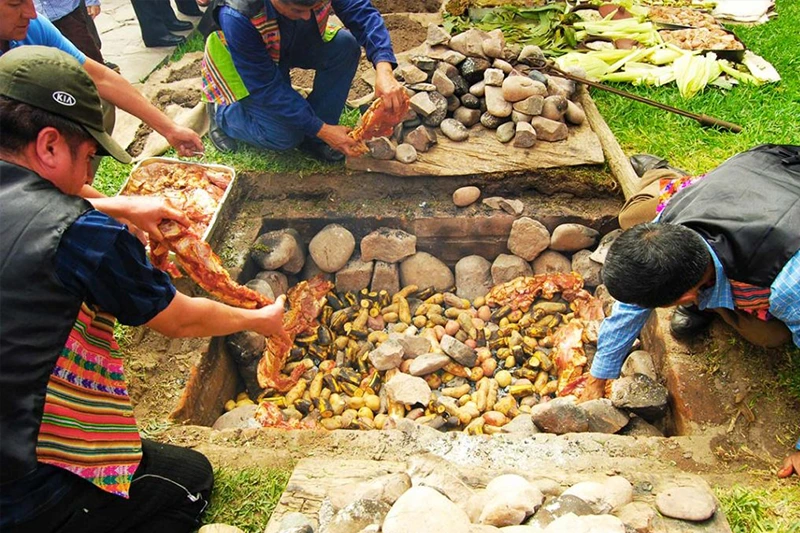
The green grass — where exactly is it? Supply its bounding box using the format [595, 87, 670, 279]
[717, 484, 800, 533]
[592, 0, 800, 174]
[202, 467, 291, 532]
[169, 31, 206, 64]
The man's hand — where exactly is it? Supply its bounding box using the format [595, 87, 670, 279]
[253, 295, 287, 338]
[317, 124, 364, 157]
[374, 62, 405, 114]
[87, 4, 101, 18]
[164, 125, 205, 157]
[576, 375, 607, 403]
[777, 451, 800, 478]
[89, 196, 191, 241]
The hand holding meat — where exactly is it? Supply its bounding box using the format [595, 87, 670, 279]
[164, 124, 205, 157]
[318, 124, 365, 157]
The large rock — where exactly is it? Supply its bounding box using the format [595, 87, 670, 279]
[527, 494, 594, 528]
[496, 122, 515, 143]
[361, 228, 417, 263]
[422, 91, 449, 127]
[395, 143, 417, 164]
[517, 45, 545, 66]
[610, 373, 669, 422]
[460, 57, 492, 84]
[483, 68, 505, 87]
[211, 404, 259, 431]
[508, 218, 550, 261]
[426, 25, 450, 46]
[614, 501, 657, 533]
[329, 473, 412, 511]
[404, 125, 437, 153]
[251, 229, 304, 273]
[440, 335, 478, 367]
[531, 250, 571, 275]
[530, 116, 568, 142]
[655, 486, 717, 522]
[485, 86, 512, 118]
[512, 95, 544, 116]
[432, 70, 456, 97]
[502, 76, 544, 102]
[441, 118, 470, 142]
[409, 353, 452, 376]
[491, 254, 533, 284]
[480, 475, 544, 526]
[513, 121, 537, 148]
[449, 28, 489, 58]
[530, 397, 589, 434]
[371, 261, 400, 294]
[453, 186, 481, 207]
[578, 398, 629, 434]
[550, 224, 599, 252]
[454, 107, 481, 127]
[410, 92, 438, 117]
[385, 372, 432, 407]
[390, 333, 433, 359]
[308, 224, 355, 273]
[619, 415, 664, 437]
[480, 111, 508, 129]
[326, 499, 391, 533]
[245, 279, 274, 301]
[398, 63, 428, 85]
[541, 95, 568, 121]
[400, 252, 454, 292]
[621, 350, 657, 381]
[256, 270, 289, 296]
[366, 137, 397, 160]
[571, 250, 602, 287]
[502, 413, 540, 435]
[383, 486, 471, 533]
[225, 330, 266, 397]
[455, 255, 493, 300]
[335, 256, 374, 293]
[589, 229, 623, 264]
[543, 514, 625, 533]
[369, 339, 404, 371]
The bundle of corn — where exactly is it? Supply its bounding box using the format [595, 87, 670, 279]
[223, 272, 612, 435]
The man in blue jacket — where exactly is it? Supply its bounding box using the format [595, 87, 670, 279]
[202, 0, 404, 161]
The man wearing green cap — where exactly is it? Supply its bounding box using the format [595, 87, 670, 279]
[0, 46, 287, 531]
[0, 0, 203, 158]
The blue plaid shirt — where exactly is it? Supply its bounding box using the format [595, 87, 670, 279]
[34, 0, 100, 23]
[54, 210, 176, 326]
[590, 243, 800, 380]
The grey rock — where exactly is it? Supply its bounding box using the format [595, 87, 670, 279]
[496, 121, 516, 143]
[541, 95, 568, 121]
[530, 397, 589, 434]
[502, 414, 540, 435]
[399, 64, 428, 85]
[451, 74, 470, 96]
[277, 511, 316, 533]
[426, 25, 451, 46]
[442, 50, 466, 66]
[619, 415, 664, 437]
[621, 350, 658, 381]
[256, 270, 289, 296]
[422, 91, 448, 127]
[395, 143, 418, 164]
[485, 85, 512, 117]
[251, 229, 304, 273]
[440, 335, 478, 367]
[511, 110, 532, 123]
[460, 93, 481, 109]
[527, 494, 594, 528]
[441, 118, 470, 142]
[211, 404, 259, 431]
[453, 186, 481, 207]
[565, 100, 586, 125]
[382, 486, 471, 533]
[571, 249, 602, 287]
[594, 284, 616, 317]
[436, 61, 459, 80]
[455, 255, 493, 300]
[531, 250, 572, 275]
[614, 501, 656, 533]
[550, 223, 599, 252]
[399, 252, 454, 292]
[610, 374, 669, 422]
[513, 95, 544, 116]
[385, 372, 432, 407]
[460, 57, 492, 84]
[411, 55, 437, 72]
[530, 116, 568, 142]
[493, 58, 513, 73]
[508, 217, 551, 261]
[366, 137, 396, 160]
[408, 83, 437, 92]
[502, 75, 542, 102]
[432, 70, 455, 97]
[589, 229, 623, 264]
[481, 111, 508, 129]
[484, 68, 505, 87]
[309, 223, 355, 273]
[409, 91, 437, 117]
[409, 353, 452, 376]
[547, 76, 576, 99]
[454, 107, 481, 127]
[447, 95, 461, 112]
[371, 261, 400, 294]
[225, 330, 266, 397]
[655, 486, 717, 522]
[407, 455, 475, 505]
[498, 198, 524, 216]
[482, 37, 504, 59]
[528, 70, 548, 85]
[513, 121, 537, 148]
[329, 473, 413, 511]
[578, 398, 629, 434]
[361, 228, 417, 262]
[326, 499, 391, 533]
[335, 256, 374, 293]
[404, 125, 437, 153]
[369, 339, 404, 371]
[492, 254, 533, 285]
[245, 279, 275, 301]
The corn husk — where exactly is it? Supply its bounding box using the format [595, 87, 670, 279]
[673, 52, 721, 98]
[574, 18, 662, 46]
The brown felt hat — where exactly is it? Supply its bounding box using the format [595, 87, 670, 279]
[0, 46, 131, 163]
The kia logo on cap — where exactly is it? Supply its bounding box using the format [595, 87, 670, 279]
[52, 91, 76, 106]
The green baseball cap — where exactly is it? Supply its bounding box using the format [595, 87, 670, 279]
[0, 46, 131, 163]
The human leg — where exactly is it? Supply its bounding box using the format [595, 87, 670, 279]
[713, 308, 792, 347]
[51, 1, 104, 63]
[216, 99, 306, 151]
[618, 168, 684, 229]
[130, 0, 187, 47]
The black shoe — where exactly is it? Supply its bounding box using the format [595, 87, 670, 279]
[176, 0, 204, 16]
[165, 19, 194, 31]
[104, 61, 120, 73]
[299, 140, 344, 163]
[630, 154, 689, 178]
[143, 33, 186, 47]
[206, 103, 238, 153]
[670, 305, 715, 340]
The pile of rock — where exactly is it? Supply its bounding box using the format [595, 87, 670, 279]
[365, 26, 587, 163]
[263, 460, 722, 533]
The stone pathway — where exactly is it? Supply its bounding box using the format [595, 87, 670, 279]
[92, 0, 201, 84]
